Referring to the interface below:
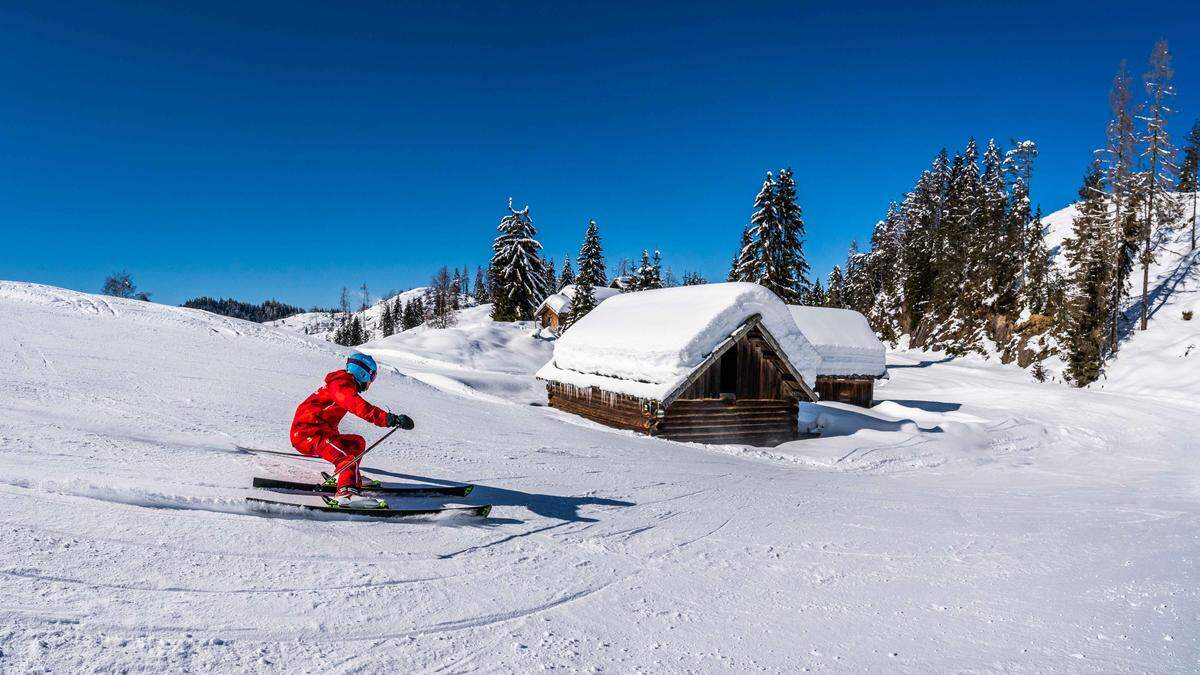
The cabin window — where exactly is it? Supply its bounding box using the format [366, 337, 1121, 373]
[718, 349, 738, 397]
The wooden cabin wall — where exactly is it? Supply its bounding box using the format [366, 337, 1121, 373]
[658, 399, 799, 446]
[815, 377, 874, 408]
[546, 382, 650, 433]
[676, 329, 795, 401]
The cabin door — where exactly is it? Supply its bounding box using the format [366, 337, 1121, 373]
[718, 349, 738, 398]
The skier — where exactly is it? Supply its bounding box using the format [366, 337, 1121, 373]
[290, 353, 413, 508]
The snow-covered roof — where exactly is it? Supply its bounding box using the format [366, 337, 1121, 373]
[536, 282, 822, 401]
[787, 306, 887, 378]
[535, 285, 622, 317]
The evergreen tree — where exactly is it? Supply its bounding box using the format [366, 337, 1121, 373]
[999, 141, 1037, 317]
[1064, 162, 1114, 385]
[865, 204, 903, 342]
[630, 250, 663, 291]
[1136, 39, 1180, 330]
[826, 266, 844, 308]
[562, 275, 596, 331]
[805, 278, 826, 307]
[559, 255, 575, 290]
[380, 299, 396, 338]
[451, 269, 462, 310]
[1177, 119, 1199, 251]
[490, 199, 549, 321]
[682, 271, 707, 285]
[577, 220, 608, 287]
[728, 225, 755, 282]
[739, 172, 775, 285]
[474, 266, 489, 304]
[1023, 206, 1051, 315]
[772, 168, 810, 301]
[542, 257, 556, 299]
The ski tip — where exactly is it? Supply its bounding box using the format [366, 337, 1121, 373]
[478, 504, 492, 518]
[463, 485, 474, 496]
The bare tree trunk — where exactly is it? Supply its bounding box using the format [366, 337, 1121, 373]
[1110, 194, 1123, 354]
[1192, 192, 1196, 251]
[1142, 180, 1152, 331]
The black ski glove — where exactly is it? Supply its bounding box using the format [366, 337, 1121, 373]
[386, 413, 415, 430]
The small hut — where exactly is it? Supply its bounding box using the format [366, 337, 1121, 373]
[537, 283, 822, 446]
[535, 285, 622, 332]
[787, 306, 887, 407]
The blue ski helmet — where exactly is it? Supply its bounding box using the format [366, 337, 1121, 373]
[346, 353, 378, 385]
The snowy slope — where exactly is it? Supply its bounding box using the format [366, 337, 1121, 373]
[267, 287, 430, 339]
[1, 280, 1198, 671]
[360, 305, 553, 405]
[1042, 192, 1200, 393]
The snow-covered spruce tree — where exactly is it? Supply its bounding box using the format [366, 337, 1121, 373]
[474, 266, 488, 304]
[629, 250, 663, 291]
[805, 278, 827, 306]
[1103, 63, 1138, 352]
[825, 265, 844, 308]
[898, 159, 946, 339]
[577, 220, 607, 288]
[1023, 206, 1052, 315]
[490, 199, 549, 321]
[559, 255, 575, 290]
[650, 250, 664, 288]
[728, 174, 775, 285]
[1136, 39, 1180, 330]
[771, 168, 810, 302]
[728, 224, 755, 282]
[840, 241, 873, 317]
[682, 271, 707, 285]
[865, 204, 904, 343]
[1178, 119, 1200, 251]
[541, 257, 556, 298]
[1064, 162, 1114, 385]
[929, 145, 988, 355]
[380, 300, 395, 338]
[999, 141, 1038, 318]
[562, 274, 596, 331]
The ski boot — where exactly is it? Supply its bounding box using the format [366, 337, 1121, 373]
[326, 487, 388, 510]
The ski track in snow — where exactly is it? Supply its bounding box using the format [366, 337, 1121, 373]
[0, 279, 1198, 671]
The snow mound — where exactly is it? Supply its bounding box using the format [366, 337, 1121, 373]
[537, 282, 821, 400]
[362, 305, 553, 404]
[788, 305, 887, 378]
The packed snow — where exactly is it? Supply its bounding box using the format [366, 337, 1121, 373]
[534, 284, 622, 318]
[1, 279, 1198, 671]
[787, 305, 887, 378]
[537, 282, 822, 400]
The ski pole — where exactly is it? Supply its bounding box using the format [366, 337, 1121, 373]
[329, 426, 402, 481]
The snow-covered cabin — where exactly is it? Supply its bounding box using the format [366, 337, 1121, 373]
[537, 283, 822, 446]
[534, 284, 622, 332]
[787, 305, 887, 407]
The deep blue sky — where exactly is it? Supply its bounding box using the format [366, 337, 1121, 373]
[2, 2, 1198, 306]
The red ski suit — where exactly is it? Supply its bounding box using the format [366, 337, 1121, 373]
[290, 370, 389, 489]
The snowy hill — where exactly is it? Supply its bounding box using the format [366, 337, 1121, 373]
[267, 286, 431, 339]
[1, 279, 1198, 671]
[1041, 192, 1200, 391]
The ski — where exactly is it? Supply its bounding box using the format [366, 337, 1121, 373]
[251, 476, 473, 498]
[246, 496, 492, 519]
